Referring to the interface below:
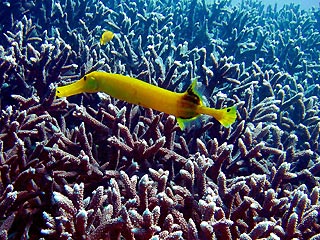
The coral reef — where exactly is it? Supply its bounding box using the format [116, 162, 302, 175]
[0, 0, 319, 239]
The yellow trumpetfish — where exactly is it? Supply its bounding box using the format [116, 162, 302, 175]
[56, 71, 237, 129]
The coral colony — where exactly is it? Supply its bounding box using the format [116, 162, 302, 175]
[0, 0, 320, 239]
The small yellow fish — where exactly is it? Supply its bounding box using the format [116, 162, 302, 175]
[100, 30, 114, 45]
[56, 71, 237, 130]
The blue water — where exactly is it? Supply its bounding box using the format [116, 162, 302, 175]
[231, 0, 319, 10]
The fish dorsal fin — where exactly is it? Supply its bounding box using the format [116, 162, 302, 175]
[175, 79, 204, 130]
[184, 78, 203, 106]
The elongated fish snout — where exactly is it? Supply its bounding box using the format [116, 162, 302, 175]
[56, 80, 86, 98]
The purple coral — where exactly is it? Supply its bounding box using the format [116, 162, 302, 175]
[0, 0, 320, 239]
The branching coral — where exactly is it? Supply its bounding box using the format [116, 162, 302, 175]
[0, 0, 319, 239]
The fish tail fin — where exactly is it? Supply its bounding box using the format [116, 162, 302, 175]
[199, 106, 237, 128]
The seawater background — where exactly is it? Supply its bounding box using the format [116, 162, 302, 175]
[229, 0, 319, 10]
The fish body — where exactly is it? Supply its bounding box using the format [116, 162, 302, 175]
[56, 71, 236, 129]
[100, 30, 114, 45]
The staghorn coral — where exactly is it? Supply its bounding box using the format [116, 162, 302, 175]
[0, 0, 320, 239]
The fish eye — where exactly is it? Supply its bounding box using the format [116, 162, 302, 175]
[227, 108, 230, 112]
[84, 75, 87, 81]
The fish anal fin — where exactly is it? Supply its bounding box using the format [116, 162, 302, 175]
[177, 118, 186, 130]
[176, 116, 200, 130]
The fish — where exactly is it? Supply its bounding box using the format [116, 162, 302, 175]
[99, 30, 114, 45]
[56, 71, 237, 130]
